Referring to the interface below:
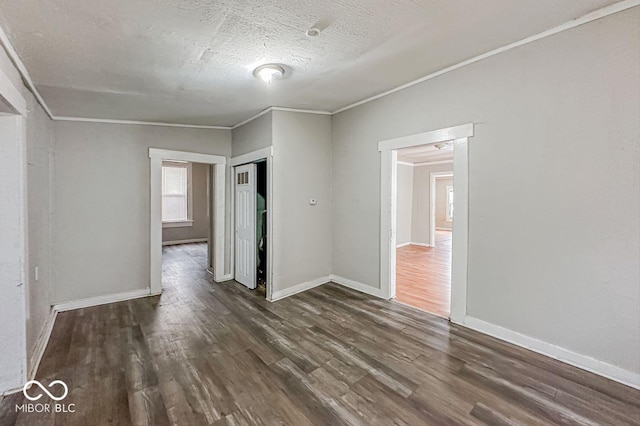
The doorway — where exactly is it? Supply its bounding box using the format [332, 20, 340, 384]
[394, 144, 454, 317]
[233, 158, 269, 297]
[378, 123, 473, 324]
[160, 160, 212, 291]
[148, 149, 226, 295]
[0, 69, 28, 392]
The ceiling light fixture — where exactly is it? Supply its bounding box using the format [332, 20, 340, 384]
[433, 142, 451, 150]
[253, 64, 284, 83]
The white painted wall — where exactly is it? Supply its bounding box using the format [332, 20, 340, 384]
[53, 122, 231, 303]
[411, 163, 453, 245]
[0, 115, 27, 393]
[25, 94, 55, 376]
[0, 44, 55, 393]
[272, 110, 332, 291]
[332, 8, 640, 376]
[396, 163, 413, 246]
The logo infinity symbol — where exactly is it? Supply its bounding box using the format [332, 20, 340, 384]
[23, 380, 68, 401]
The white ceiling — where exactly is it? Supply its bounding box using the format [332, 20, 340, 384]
[398, 143, 453, 164]
[0, 0, 619, 126]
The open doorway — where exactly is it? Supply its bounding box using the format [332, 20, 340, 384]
[161, 161, 212, 291]
[394, 144, 454, 317]
[233, 158, 269, 298]
[378, 123, 473, 324]
[148, 149, 226, 295]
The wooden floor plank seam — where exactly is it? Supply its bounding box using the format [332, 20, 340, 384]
[1, 243, 638, 425]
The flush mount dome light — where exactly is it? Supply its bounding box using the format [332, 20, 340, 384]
[253, 64, 285, 83]
[433, 142, 452, 150]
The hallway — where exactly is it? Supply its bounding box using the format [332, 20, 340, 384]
[396, 230, 452, 317]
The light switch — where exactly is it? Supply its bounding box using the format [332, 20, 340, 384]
[309, 198, 317, 205]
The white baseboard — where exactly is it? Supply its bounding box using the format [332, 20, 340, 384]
[396, 242, 431, 248]
[329, 274, 387, 299]
[435, 227, 452, 231]
[53, 288, 152, 312]
[411, 242, 431, 247]
[270, 276, 330, 302]
[27, 307, 57, 381]
[1, 384, 24, 396]
[162, 238, 208, 246]
[461, 316, 640, 390]
[215, 273, 234, 282]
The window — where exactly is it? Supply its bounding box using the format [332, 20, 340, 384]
[446, 185, 454, 222]
[162, 161, 192, 227]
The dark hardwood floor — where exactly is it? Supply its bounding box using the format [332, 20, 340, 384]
[396, 230, 452, 317]
[1, 243, 639, 425]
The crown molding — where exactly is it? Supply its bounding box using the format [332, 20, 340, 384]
[1, 1, 636, 127]
[415, 159, 454, 167]
[0, 22, 54, 118]
[396, 159, 454, 167]
[230, 107, 273, 129]
[230, 106, 331, 130]
[332, 0, 640, 114]
[54, 116, 231, 130]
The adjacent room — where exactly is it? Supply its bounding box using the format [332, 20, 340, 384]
[0, 1, 639, 424]
[161, 160, 212, 296]
[395, 143, 454, 317]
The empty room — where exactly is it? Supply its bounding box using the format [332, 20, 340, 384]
[0, 1, 639, 425]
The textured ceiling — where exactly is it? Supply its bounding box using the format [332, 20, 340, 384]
[398, 143, 453, 164]
[0, 0, 619, 126]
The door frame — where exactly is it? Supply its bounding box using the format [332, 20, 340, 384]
[0, 65, 28, 394]
[233, 163, 258, 289]
[149, 148, 226, 294]
[429, 171, 453, 248]
[230, 147, 274, 300]
[378, 123, 473, 324]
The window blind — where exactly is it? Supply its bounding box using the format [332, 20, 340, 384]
[162, 165, 188, 222]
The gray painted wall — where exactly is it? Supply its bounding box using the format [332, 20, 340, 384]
[332, 8, 640, 374]
[411, 163, 453, 245]
[231, 110, 332, 293]
[231, 111, 272, 157]
[272, 110, 332, 291]
[53, 122, 231, 303]
[396, 163, 413, 246]
[435, 177, 453, 230]
[162, 162, 210, 243]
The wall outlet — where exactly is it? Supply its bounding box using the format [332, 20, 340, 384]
[34, 265, 39, 281]
[309, 198, 317, 205]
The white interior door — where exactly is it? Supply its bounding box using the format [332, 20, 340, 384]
[235, 164, 257, 289]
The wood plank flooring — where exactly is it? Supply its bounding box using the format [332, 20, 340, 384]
[396, 231, 452, 317]
[2, 243, 639, 425]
